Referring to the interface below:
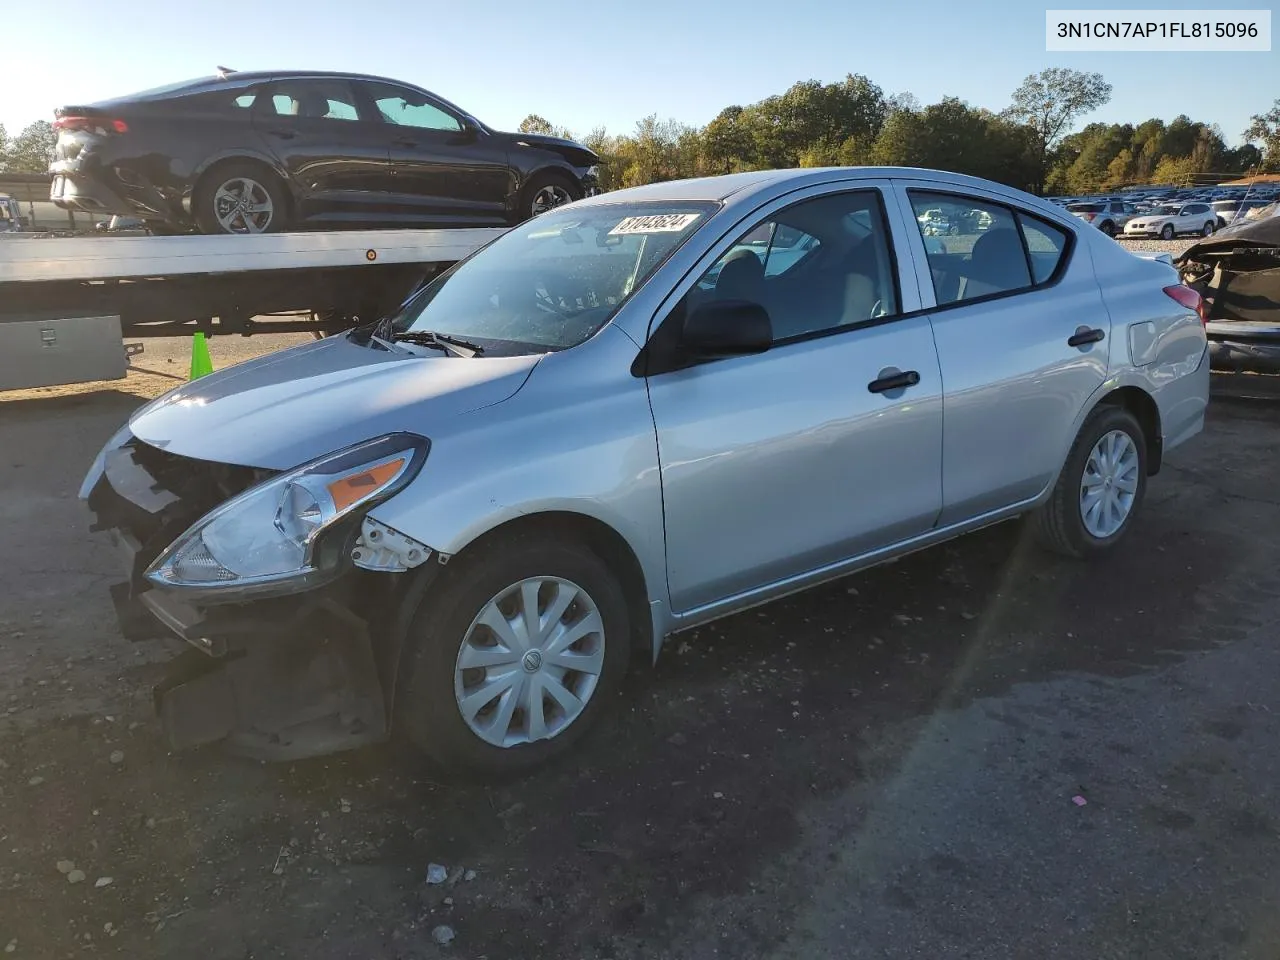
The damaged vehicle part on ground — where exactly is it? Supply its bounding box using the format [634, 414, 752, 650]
[82, 167, 1209, 778]
[1176, 207, 1280, 373]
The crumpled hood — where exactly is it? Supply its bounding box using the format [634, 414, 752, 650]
[128, 335, 540, 469]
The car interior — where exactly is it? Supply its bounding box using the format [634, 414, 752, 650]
[684, 193, 899, 341]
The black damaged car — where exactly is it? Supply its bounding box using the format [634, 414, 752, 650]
[50, 69, 601, 234]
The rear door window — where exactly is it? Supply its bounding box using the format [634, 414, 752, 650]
[261, 79, 360, 121]
[908, 190, 1073, 306]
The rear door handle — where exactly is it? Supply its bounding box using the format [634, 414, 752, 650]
[1067, 327, 1106, 347]
[867, 369, 921, 394]
[393, 138, 418, 148]
[267, 128, 297, 140]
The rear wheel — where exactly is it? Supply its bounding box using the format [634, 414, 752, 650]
[1100, 220, 1116, 237]
[1160, 224, 1176, 240]
[194, 162, 290, 235]
[519, 172, 581, 221]
[397, 534, 630, 778]
[1032, 405, 1148, 559]
[1202, 220, 1215, 237]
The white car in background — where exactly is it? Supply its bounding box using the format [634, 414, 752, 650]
[1123, 202, 1217, 240]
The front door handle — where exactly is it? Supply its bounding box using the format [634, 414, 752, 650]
[267, 128, 297, 140]
[1067, 326, 1106, 347]
[393, 138, 418, 148]
[867, 369, 921, 394]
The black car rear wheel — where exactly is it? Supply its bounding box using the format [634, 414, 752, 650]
[520, 172, 581, 221]
[195, 162, 290, 235]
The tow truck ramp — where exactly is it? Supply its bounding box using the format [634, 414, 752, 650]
[0, 227, 508, 391]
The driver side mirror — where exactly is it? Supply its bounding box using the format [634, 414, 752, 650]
[681, 299, 772, 358]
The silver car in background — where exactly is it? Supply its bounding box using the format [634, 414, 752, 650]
[81, 167, 1210, 776]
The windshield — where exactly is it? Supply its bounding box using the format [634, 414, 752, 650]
[1067, 203, 1103, 213]
[1151, 205, 1181, 216]
[390, 202, 716, 354]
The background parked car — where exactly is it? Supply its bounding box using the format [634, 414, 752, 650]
[1065, 200, 1133, 237]
[50, 70, 601, 235]
[1123, 202, 1217, 240]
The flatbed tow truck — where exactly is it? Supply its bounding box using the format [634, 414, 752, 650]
[0, 227, 509, 391]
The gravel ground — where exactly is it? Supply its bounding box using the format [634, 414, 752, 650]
[1114, 236, 1201, 257]
[4, 289, 1280, 959]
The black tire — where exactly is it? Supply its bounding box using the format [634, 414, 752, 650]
[1202, 220, 1215, 237]
[1100, 220, 1116, 237]
[1160, 224, 1175, 241]
[518, 171, 582, 222]
[397, 533, 630, 778]
[1031, 405, 1148, 559]
[194, 161, 290, 235]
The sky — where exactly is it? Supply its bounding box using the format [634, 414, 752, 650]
[2, 0, 1277, 149]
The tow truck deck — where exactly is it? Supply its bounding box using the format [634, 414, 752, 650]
[0, 227, 508, 391]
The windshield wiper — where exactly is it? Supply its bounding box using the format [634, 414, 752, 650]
[390, 329, 484, 358]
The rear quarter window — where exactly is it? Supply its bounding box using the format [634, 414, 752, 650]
[1017, 214, 1070, 284]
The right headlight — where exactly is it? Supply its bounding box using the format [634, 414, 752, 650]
[145, 433, 429, 601]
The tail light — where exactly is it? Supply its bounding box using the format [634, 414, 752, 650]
[1164, 284, 1205, 325]
[53, 116, 128, 135]
[1084, 213, 1096, 222]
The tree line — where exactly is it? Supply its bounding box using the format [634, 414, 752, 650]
[0, 121, 56, 174]
[522, 69, 1280, 195]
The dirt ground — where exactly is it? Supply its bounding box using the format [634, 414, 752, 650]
[3, 334, 1280, 959]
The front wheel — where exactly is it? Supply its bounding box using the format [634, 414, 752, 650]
[1161, 224, 1176, 241]
[1031, 405, 1148, 559]
[519, 172, 581, 221]
[397, 535, 630, 778]
[1100, 220, 1116, 237]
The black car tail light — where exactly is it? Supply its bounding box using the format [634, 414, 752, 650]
[54, 116, 128, 135]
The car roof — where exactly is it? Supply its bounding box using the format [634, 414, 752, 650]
[572, 166, 1060, 216]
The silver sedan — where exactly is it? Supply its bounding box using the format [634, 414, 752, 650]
[82, 167, 1210, 776]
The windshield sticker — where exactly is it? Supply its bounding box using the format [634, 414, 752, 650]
[608, 213, 702, 235]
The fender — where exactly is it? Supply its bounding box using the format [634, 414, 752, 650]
[183, 149, 295, 213]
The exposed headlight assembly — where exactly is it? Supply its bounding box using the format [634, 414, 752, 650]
[146, 434, 429, 601]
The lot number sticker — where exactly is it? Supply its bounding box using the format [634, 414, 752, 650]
[609, 213, 702, 235]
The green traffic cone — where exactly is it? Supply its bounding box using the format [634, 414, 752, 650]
[189, 332, 213, 380]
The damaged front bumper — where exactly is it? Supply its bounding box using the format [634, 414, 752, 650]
[85, 433, 432, 761]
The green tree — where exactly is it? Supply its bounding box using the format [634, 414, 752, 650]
[1004, 68, 1112, 190]
[1244, 99, 1280, 171]
[4, 121, 56, 173]
[742, 74, 887, 169]
[518, 114, 554, 135]
[701, 106, 755, 173]
[871, 97, 1037, 189]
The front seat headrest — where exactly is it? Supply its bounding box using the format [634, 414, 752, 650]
[715, 248, 766, 303]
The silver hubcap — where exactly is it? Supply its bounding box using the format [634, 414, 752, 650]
[213, 177, 273, 233]
[454, 576, 605, 748]
[530, 184, 572, 216]
[1080, 429, 1139, 538]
